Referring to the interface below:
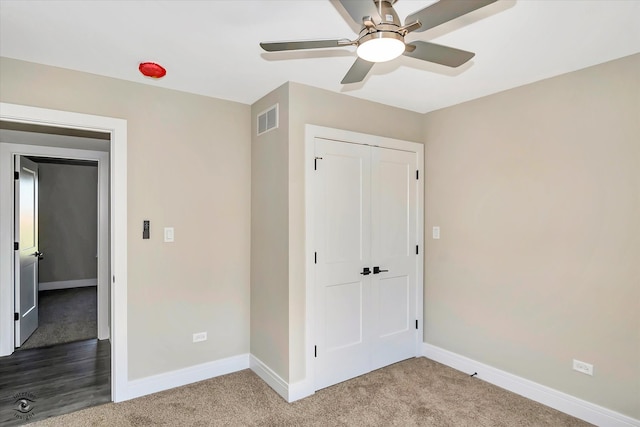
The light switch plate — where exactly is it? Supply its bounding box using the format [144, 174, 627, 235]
[432, 226, 440, 239]
[164, 227, 174, 243]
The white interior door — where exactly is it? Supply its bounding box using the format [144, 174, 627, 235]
[370, 147, 417, 370]
[15, 155, 40, 347]
[314, 139, 372, 390]
[314, 137, 418, 390]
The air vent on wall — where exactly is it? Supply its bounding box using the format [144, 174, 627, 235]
[257, 104, 278, 136]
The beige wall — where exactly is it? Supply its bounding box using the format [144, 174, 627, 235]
[423, 53, 640, 418]
[250, 83, 290, 380]
[287, 82, 424, 382]
[0, 57, 251, 380]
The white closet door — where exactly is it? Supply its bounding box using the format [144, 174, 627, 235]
[370, 147, 417, 370]
[314, 137, 418, 390]
[314, 138, 372, 390]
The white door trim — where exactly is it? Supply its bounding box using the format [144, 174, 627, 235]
[0, 102, 128, 402]
[303, 124, 424, 399]
[2, 144, 109, 341]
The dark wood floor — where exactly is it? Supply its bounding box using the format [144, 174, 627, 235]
[0, 339, 110, 426]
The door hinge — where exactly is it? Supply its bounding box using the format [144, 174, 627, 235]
[314, 345, 317, 358]
[416, 170, 419, 180]
[314, 252, 317, 264]
[14, 242, 19, 250]
[314, 157, 323, 170]
[416, 319, 419, 330]
[14, 313, 19, 321]
[416, 245, 419, 255]
[14, 171, 19, 180]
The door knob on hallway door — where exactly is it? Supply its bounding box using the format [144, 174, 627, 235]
[34, 251, 44, 260]
[373, 266, 388, 274]
[360, 267, 371, 275]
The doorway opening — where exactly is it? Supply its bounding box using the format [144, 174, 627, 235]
[3, 125, 109, 351]
[18, 155, 101, 350]
[0, 102, 129, 405]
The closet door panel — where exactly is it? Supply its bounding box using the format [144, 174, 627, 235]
[314, 138, 372, 390]
[371, 147, 417, 370]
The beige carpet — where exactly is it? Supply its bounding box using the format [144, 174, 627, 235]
[31, 357, 591, 426]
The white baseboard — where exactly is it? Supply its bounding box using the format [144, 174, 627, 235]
[249, 354, 315, 403]
[422, 343, 639, 427]
[288, 378, 314, 403]
[249, 354, 289, 401]
[126, 353, 249, 401]
[39, 278, 97, 291]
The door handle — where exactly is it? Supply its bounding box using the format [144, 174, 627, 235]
[373, 266, 388, 274]
[34, 251, 44, 260]
[360, 267, 371, 276]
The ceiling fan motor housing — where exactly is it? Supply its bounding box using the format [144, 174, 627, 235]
[371, 0, 401, 27]
[358, 1, 404, 47]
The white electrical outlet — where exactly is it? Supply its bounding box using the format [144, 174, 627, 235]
[572, 359, 593, 376]
[192, 332, 207, 343]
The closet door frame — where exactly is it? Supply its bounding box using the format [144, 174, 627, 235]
[304, 124, 424, 397]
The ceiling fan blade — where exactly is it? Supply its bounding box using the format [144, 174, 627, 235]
[338, 0, 381, 25]
[260, 39, 348, 52]
[405, 0, 498, 32]
[341, 58, 374, 84]
[403, 41, 475, 67]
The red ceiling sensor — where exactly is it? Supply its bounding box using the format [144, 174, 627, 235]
[139, 62, 166, 79]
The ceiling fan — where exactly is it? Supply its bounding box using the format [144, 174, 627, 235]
[260, 0, 498, 84]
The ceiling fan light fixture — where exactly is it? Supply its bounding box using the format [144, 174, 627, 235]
[356, 32, 405, 63]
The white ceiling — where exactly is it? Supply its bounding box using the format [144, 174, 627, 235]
[0, 0, 638, 113]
